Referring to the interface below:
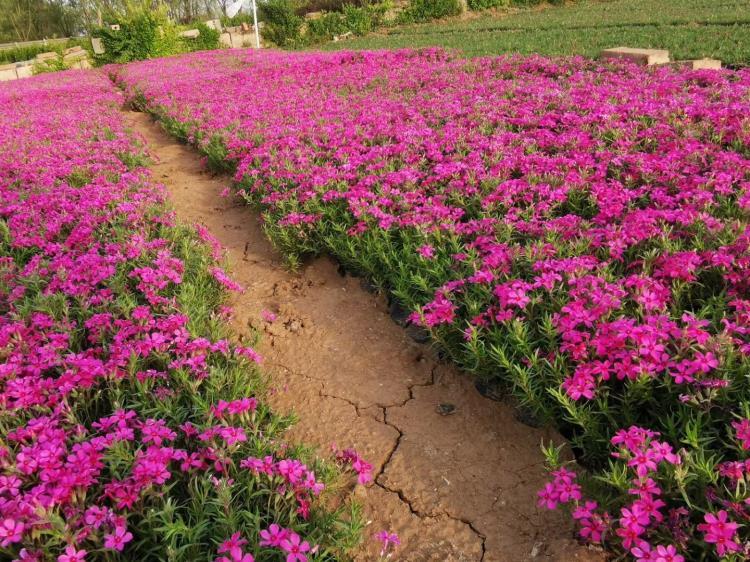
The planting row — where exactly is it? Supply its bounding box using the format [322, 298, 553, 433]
[114, 49, 750, 560]
[0, 71, 360, 560]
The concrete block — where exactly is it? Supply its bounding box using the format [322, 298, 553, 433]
[660, 58, 723, 71]
[15, 65, 33, 79]
[600, 47, 670, 66]
[35, 51, 59, 62]
[63, 51, 87, 63]
[684, 58, 722, 70]
[230, 32, 245, 49]
[0, 67, 17, 82]
[91, 38, 105, 54]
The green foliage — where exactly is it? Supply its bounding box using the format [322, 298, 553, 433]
[93, 8, 218, 65]
[220, 12, 256, 28]
[0, 0, 81, 42]
[182, 22, 220, 52]
[400, 0, 461, 23]
[32, 55, 67, 74]
[301, 0, 372, 13]
[306, 4, 384, 41]
[259, 0, 305, 47]
[467, 0, 509, 9]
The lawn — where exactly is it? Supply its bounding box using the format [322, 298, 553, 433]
[320, 0, 750, 66]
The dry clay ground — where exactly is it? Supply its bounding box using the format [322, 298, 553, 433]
[124, 110, 604, 562]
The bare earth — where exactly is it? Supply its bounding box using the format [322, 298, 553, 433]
[124, 110, 603, 562]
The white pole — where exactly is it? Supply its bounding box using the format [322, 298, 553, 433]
[252, 0, 260, 49]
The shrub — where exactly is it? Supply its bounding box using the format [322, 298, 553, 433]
[467, 0, 509, 9]
[400, 0, 461, 23]
[93, 10, 178, 64]
[299, 0, 371, 14]
[259, 0, 305, 47]
[182, 21, 221, 52]
[307, 12, 350, 40]
[306, 4, 383, 41]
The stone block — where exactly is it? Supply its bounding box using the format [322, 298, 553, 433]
[0, 67, 17, 82]
[684, 58, 722, 70]
[15, 65, 33, 79]
[230, 32, 245, 49]
[91, 38, 105, 55]
[63, 45, 83, 55]
[600, 47, 670, 66]
[75, 59, 92, 70]
[63, 51, 87, 63]
[180, 28, 200, 39]
[660, 58, 723, 71]
[219, 32, 233, 48]
[205, 18, 222, 31]
[35, 51, 59, 62]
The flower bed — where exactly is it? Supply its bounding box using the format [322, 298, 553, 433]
[114, 49, 750, 559]
[0, 71, 359, 561]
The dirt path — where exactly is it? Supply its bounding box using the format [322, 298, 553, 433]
[124, 110, 600, 562]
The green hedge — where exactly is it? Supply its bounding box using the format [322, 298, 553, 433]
[401, 0, 462, 22]
[93, 10, 219, 65]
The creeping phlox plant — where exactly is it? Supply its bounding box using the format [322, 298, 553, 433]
[0, 71, 360, 561]
[114, 49, 750, 559]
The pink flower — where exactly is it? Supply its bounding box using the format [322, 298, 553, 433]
[57, 546, 86, 562]
[654, 544, 684, 562]
[260, 524, 290, 548]
[280, 532, 311, 562]
[375, 530, 400, 557]
[732, 418, 750, 450]
[697, 510, 741, 556]
[103, 527, 134, 552]
[218, 532, 248, 560]
[417, 245, 435, 259]
[0, 518, 24, 547]
[261, 309, 277, 323]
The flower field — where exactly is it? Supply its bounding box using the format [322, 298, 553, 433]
[0, 72, 359, 560]
[112, 48, 750, 560]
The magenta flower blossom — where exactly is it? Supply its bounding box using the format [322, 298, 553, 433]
[732, 418, 750, 450]
[280, 532, 311, 562]
[260, 524, 290, 548]
[375, 530, 400, 558]
[261, 309, 277, 323]
[57, 546, 87, 562]
[0, 519, 24, 547]
[103, 527, 133, 552]
[697, 510, 741, 557]
[218, 532, 248, 558]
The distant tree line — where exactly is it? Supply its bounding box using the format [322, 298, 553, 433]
[0, 0, 228, 42]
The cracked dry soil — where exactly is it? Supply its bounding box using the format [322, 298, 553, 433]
[125, 110, 604, 562]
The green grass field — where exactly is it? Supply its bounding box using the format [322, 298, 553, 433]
[320, 0, 750, 66]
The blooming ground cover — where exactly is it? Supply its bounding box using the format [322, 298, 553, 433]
[113, 48, 750, 560]
[0, 71, 362, 560]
